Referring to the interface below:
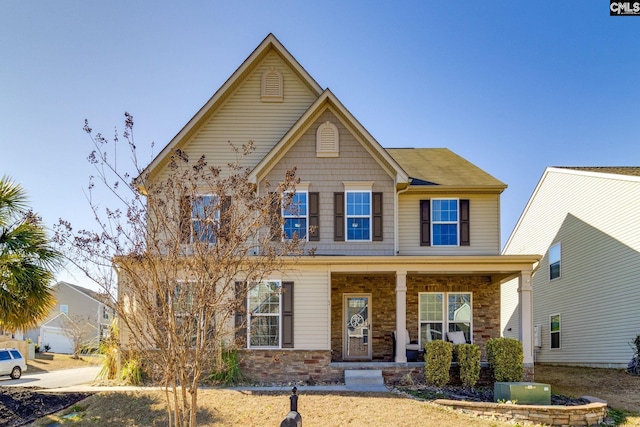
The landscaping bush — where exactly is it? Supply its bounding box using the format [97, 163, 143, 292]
[425, 340, 453, 387]
[455, 343, 481, 388]
[486, 337, 523, 382]
[209, 348, 244, 385]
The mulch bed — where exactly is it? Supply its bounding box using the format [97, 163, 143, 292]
[397, 384, 591, 406]
[0, 387, 93, 427]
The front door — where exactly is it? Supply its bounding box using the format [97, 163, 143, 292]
[344, 294, 372, 360]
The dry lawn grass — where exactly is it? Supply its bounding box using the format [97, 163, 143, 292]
[27, 352, 102, 373]
[31, 364, 640, 427]
[33, 389, 520, 427]
[535, 364, 640, 413]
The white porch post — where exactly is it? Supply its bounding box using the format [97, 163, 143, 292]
[518, 270, 534, 366]
[395, 270, 407, 363]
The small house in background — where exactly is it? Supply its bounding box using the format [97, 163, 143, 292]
[25, 281, 114, 354]
[502, 167, 640, 367]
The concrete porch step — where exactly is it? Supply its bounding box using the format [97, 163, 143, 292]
[344, 369, 384, 388]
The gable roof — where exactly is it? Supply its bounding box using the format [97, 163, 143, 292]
[554, 166, 640, 177]
[54, 281, 109, 305]
[140, 34, 323, 182]
[386, 148, 507, 190]
[248, 89, 410, 186]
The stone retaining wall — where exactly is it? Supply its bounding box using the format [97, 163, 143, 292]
[432, 399, 607, 426]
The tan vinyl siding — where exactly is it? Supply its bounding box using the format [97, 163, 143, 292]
[504, 169, 640, 366]
[397, 193, 500, 256]
[156, 51, 317, 181]
[283, 267, 330, 350]
[261, 110, 396, 256]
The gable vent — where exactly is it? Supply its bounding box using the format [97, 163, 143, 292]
[316, 121, 339, 157]
[261, 67, 283, 102]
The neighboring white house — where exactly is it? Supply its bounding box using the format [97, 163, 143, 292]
[502, 167, 640, 368]
[25, 281, 114, 354]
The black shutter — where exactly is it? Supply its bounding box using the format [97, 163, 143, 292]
[420, 200, 431, 246]
[270, 192, 282, 241]
[219, 196, 232, 240]
[308, 192, 320, 241]
[234, 281, 247, 348]
[282, 281, 294, 348]
[460, 199, 470, 246]
[179, 196, 191, 243]
[372, 192, 383, 241]
[334, 192, 345, 241]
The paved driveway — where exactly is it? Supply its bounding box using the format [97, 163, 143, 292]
[0, 366, 100, 389]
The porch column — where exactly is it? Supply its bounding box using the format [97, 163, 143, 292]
[395, 270, 407, 363]
[518, 270, 534, 366]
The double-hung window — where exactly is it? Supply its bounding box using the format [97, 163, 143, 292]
[283, 192, 308, 240]
[248, 280, 282, 348]
[432, 199, 459, 246]
[549, 243, 561, 280]
[346, 191, 371, 241]
[418, 292, 472, 346]
[191, 195, 218, 243]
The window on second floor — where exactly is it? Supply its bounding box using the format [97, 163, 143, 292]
[180, 195, 229, 244]
[549, 242, 561, 280]
[420, 199, 470, 247]
[346, 191, 371, 241]
[283, 192, 308, 240]
[60, 304, 68, 314]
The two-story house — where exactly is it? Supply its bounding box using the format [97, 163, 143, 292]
[127, 34, 539, 383]
[502, 167, 640, 368]
[26, 281, 114, 354]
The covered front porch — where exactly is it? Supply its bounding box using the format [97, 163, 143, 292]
[326, 256, 539, 378]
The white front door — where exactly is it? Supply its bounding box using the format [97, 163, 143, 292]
[344, 294, 372, 360]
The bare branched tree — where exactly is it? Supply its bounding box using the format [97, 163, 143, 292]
[55, 113, 307, 427]
[59, 313, 97, 359]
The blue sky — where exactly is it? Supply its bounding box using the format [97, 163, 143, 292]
[1, 1, 639, 288]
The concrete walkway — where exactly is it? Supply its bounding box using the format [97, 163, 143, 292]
[43, 383, 391, 393]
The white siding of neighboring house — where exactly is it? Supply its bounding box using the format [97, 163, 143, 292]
[397, 193, 501, 256]
[502, 168, 640, 367]
[283, 267, 331, 350]
[165, 50, 317, 179]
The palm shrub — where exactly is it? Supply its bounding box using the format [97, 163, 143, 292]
[425, 340, 453, 387]
[455, 344, 481, 388]
[486, 337, 523, 382]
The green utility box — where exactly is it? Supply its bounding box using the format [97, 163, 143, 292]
[494, 382, 551, 405]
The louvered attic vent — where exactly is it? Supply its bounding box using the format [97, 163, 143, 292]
[261, 67, 283, 102]
[316, 121, 339, 157]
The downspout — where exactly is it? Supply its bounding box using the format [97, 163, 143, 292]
[394, 178, 410, 256]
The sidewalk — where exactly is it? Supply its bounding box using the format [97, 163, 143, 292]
[42, 383, 391, 393]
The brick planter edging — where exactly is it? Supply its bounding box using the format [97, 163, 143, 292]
[432, 399, 607, 426]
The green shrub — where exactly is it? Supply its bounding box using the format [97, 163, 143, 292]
[425, 340, 453, 387]
[120, 357, 145, 385]
[455, 344, 481, 388]
[209, 348, 244, 386]
[486, 337, 523, 382]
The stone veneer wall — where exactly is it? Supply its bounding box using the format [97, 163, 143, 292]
[238, 350, 341, 383]
[432, 399, 607, 426]
[330, 273, 500, 362]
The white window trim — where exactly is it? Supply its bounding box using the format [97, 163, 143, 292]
[549, 242, 561, 281]
[189, 194, 219, 244]
[247, 280, 282, 349]
[431, 198, 460, 247]
[282, 190, 309, 242]
[343, 182, 374, 242]
[550, 313, 561, 350]
[418, 292, 473, 347]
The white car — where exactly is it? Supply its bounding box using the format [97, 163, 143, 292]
[0, 348, 27, 379]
